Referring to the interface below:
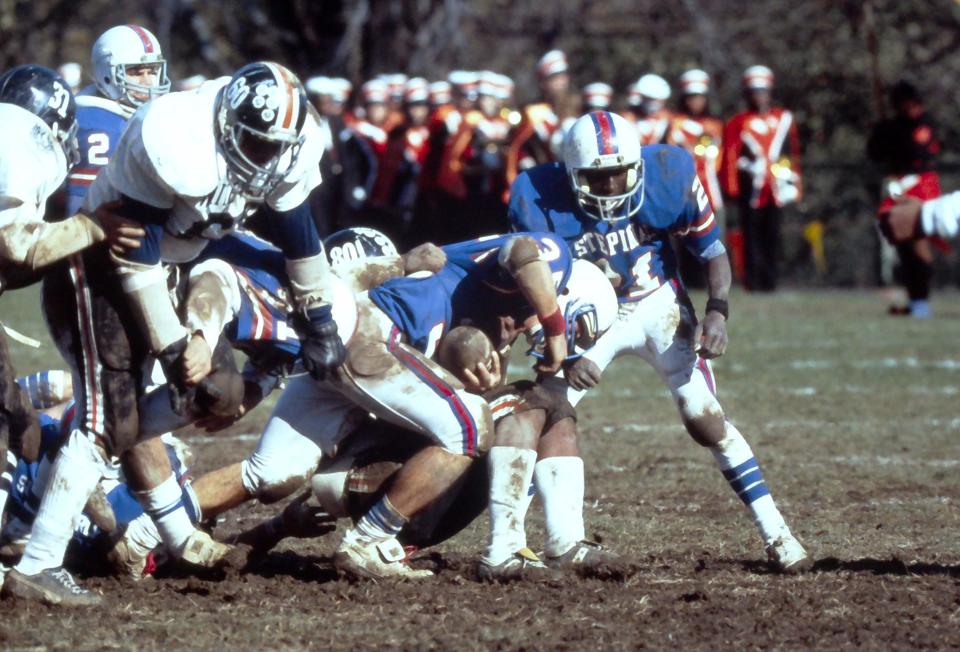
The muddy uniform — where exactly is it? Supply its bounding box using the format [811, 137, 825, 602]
[43, 77, 331, 457]
[314, 379, 577, 548]
[0, 105, 73, 464]
[240, 232, 570, 502]
[509, 145, 725, 418]
[1, 404, 197, 561]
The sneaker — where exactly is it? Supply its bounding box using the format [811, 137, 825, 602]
[334, 536, 433, 580]
[909, 300, 932, 319]
[179, 530, 233, 568]
[544, 540, 620, 570]
[1, 567, 102, 606]
[477, 547, 559, 583]
[766, 533, 812, 574]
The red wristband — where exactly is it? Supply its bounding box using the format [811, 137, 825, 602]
[539, 307, 565, 337]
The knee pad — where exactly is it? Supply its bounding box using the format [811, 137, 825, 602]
[241, 450, 322, 504]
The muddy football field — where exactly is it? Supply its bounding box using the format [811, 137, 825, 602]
[1, 287, 959, 650]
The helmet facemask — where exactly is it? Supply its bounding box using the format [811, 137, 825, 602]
[53, 118, 81, 169]
[567, 160, 644, 222]
[217, 108, 304, 201]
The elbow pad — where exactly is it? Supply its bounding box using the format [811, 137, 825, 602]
[497, 235, 541, 276]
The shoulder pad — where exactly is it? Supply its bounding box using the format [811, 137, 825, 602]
[643, 143, 695, 175]
[0, 105, 66, 206]
[76, 95, 133, 119]
[139, 78, 228, 197]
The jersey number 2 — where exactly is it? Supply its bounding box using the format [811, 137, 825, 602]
[87, 133, 110, 165]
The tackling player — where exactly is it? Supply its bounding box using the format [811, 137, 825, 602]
[509, 110, 811, 573]
[3, 62, 344, 606]
[177, 231, 570, 580]
[0, 64, 148, 605]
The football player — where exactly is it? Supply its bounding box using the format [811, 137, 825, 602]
[179, 231, 570, 580]
[0, 376, 330, 583]
[881, 190, 960, 243]
[65, 25, 171, 216]
[308, 262, 620, 584]
[476, 259, 621, 580]
[508, 110, 811, 573]
[0, 63, 144, 572]
[4, 62, 343, 606]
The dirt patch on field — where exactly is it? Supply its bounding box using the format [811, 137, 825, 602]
[4, 289, 960, 649]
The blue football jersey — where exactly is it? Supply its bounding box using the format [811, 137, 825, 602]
[508, 144, 721, 302]
[193, 231, 300, 359]
[4, 414, 65, 527]
[65, 90, 131, 215]
[369, 232, 572, 356]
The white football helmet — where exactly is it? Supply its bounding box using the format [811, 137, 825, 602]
[528, 259, 618, 361]
[562, 111, 644, 222]
[636, 73, 671, 101]
[91, 25, 170, 107]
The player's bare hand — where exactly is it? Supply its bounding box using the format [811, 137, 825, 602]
[879, 195, 923, 243]
[697, 311, 728, 359]
[402, 242, 446, 274]
[182, 333, 213, 385]
[564, 356, 603, 390]
[94, 201, 145, 255]
[535, 332, 567, 374]
[461, 351, 501, 393]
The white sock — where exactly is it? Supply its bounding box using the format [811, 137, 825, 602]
[483, 446, 538, 565]
[710, 422, 788, 544]
[16, 430, 104, 575]
[535, 456, 586, 558]
[343, 494, 408, 546]
[134, 474, 195, 556]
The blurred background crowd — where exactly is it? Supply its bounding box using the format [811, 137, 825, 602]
[3, 0, 959, 295]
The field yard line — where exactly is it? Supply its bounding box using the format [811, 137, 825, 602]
[787, 357, 960, 371]
[592, 416, 960, 434]
[184, 433, 261, 445]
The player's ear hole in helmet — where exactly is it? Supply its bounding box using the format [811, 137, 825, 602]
[562, 111, 644, 222]
[527, 259, 618, 361]
[215, 61, 309, 200]
[0, 64, 80, 169]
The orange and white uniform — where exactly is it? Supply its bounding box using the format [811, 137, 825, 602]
[721, 106, 802, 209]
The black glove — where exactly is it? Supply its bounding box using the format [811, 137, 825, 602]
[295, 306, 346, 381]
[279, 491, 337, 539]
[156, 337, 193, 415]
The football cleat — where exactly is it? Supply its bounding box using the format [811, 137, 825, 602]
[334, 536, 433, 580]
[179, 530, 233, 568]
[1, 567, 102, 607]
[477, 547, 560, 583]
[765, 532, 812, 574]
[543, 540, 621, 570]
